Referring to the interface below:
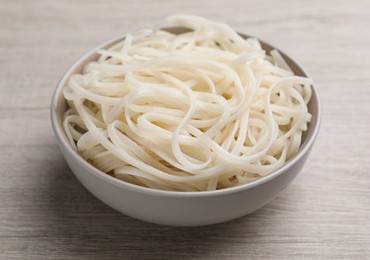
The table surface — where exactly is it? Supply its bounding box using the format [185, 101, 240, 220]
[1, 0, 370, 259]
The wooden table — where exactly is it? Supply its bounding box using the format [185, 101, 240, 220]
[1, 0, 369, 259]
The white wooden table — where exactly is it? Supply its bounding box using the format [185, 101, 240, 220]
[1, 0, 369, 259]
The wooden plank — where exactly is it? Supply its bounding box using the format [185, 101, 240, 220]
[0, 0, 369, 259]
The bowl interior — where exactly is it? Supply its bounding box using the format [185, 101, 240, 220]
[51, 27, 320, 195]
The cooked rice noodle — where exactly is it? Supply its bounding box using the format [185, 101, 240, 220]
[63, 14, 312, 191]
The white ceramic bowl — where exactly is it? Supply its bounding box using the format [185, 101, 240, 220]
[51, 28, 321, 226]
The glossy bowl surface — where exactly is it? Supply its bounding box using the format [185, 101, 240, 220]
[51, 28, 321, 226]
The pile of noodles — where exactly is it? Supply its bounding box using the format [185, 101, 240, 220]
[63, 14, 312, 191]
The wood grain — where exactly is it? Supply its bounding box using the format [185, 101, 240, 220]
[1, 0, 370, 259]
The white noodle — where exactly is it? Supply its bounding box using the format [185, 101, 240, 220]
[63, 14, 312, 191]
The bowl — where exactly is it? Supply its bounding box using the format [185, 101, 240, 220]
[51, 27, 321, 226]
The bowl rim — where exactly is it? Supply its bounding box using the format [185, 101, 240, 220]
[51, 29, 321, 198]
